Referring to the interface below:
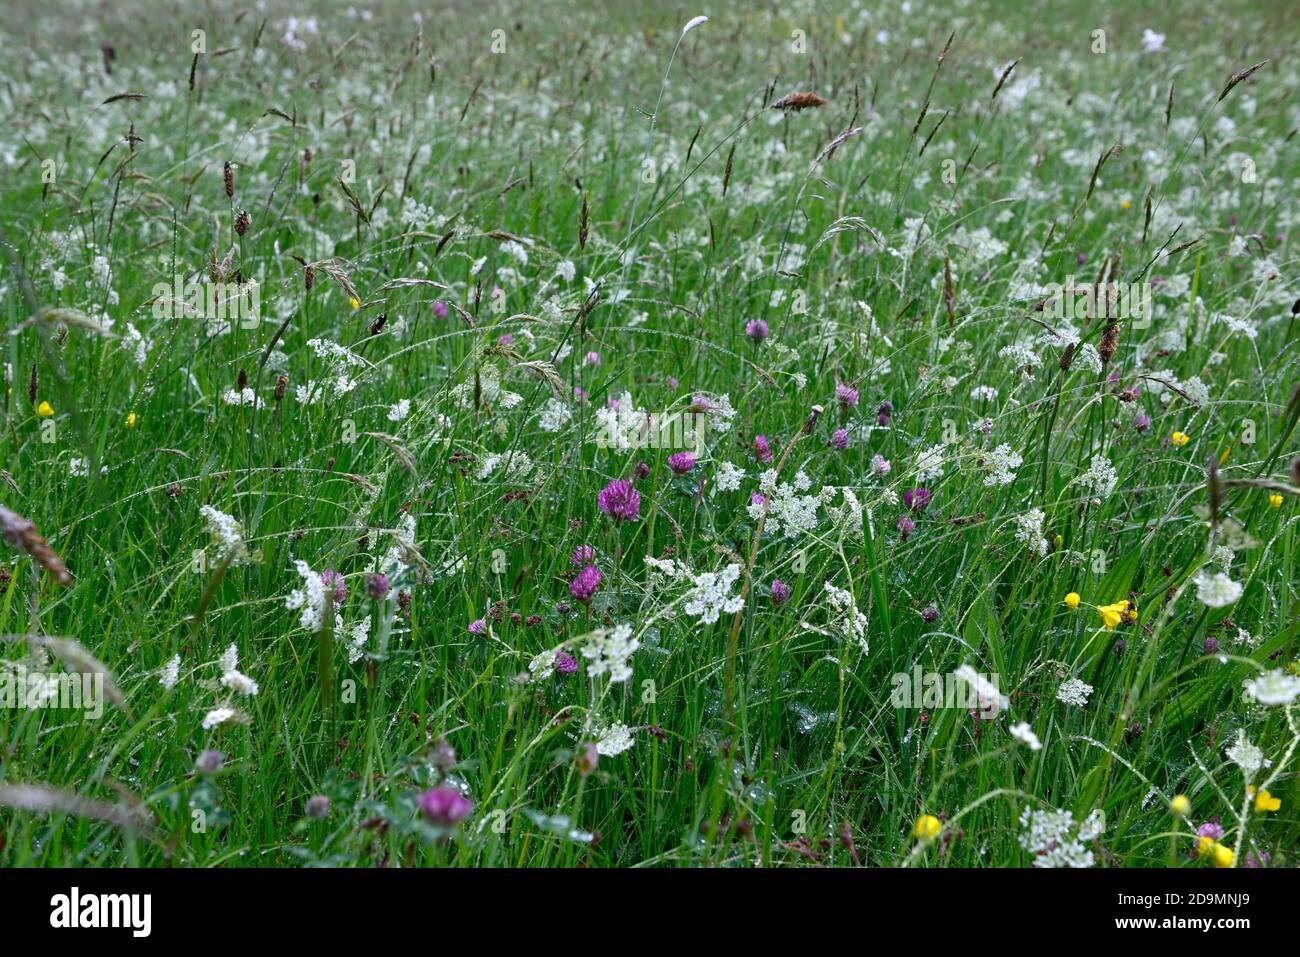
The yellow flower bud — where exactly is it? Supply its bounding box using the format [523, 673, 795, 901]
[1269, 494, 1283, 509]
[37, 401, 54, 417]
[1170, 794, 1191, 817]
[1064, 592, 1081, 610]
[913, 814, 942, 841]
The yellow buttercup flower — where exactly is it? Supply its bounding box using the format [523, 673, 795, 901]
[913, 814, 942, 841]
[1251, 787, 1280, 813]
[125, 412, 138, 428]
[1196, 835, 1216, 857]
[1171, 431, 1189, 448]
[37, 401, 54, 417]
[1170, 794, 1191, 817]
[1064, 592, 1080, 610]
[1212, 843, 1234, 868]
[349, 297, 361, 310]
[1120, 198, 1132, 210]
[1096, 600, 1130, 630]
[1269, 493, 1283, 509]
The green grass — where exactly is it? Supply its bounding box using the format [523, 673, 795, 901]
[0, 0, 1297, 867]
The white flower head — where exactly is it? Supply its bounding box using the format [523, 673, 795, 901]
[1244, 671, 1300, 707]
[1195, 571, 1242, 608]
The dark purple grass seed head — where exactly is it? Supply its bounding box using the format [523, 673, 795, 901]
[364, 572, 390, 600]
[598, 479, 641, 522]
[570, 565, 602, 605]
[419, 786, 473, 826]
[667, 452, 696, 475]
[770, 579, 790, 606]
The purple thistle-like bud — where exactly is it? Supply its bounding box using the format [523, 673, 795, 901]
[836, 381, 859, 408]
[745, 319, 769, 343]
[419, 786, 473, 826]
[597, 479, 641, 523]
[633, 461, 651, 481]
[364, 572, 390, 601]
[432, 301, 448, 319]
[1134, 413, 1152, 432]
[830, 428, 849, 450]
[896, 515, 915, 541]
[667, 452, 696, 475]
[570, 565, 602, 605]
[921, 605, 939, 623]
[770, 579, 790, 606]
[903, 488, 932, 511]
[554, 650, 579, 675]
[305, 795, 330, 819]
[468, 617, 487, 635]
[753, 434, 773, 463]
[571, 545, 597, 566]
[1203, 636, 1219, 654]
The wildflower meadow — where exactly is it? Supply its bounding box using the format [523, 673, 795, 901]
[1, 0, 1298, 879]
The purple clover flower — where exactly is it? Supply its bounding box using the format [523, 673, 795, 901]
[903, 488, 931, 511]
[419, 785, 473, 826]
[569, 565, 602, 605]
[598, 479, 641, 522]
[667, 452, 696, 475]
[320, 569, 347, 604]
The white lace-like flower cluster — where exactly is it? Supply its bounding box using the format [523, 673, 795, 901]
[1018, 807, 1104, 868]
[582, 624, 640, 683]
[684, 565, 744, 625]
[1013, 508, 1049, 557]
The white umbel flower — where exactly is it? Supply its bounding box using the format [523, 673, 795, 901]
[1010, 721, 1043, 751]
[1195, 571, 1242, 608]
[684, 565, 744, 624]
[582, 624, 640, 683]
[595, 722, 635, 756]
[158, 655, 181, 690]
[1057, 677, 1092, 708]
[201, 706, 236, 730]
[285, 560, 328, 631]
[1244, 671, 1300, 707]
